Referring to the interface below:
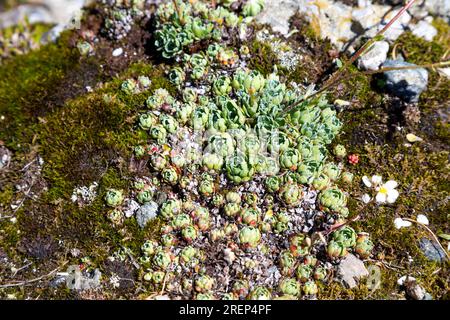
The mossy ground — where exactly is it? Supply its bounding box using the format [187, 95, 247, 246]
[0, 12, 448, 299]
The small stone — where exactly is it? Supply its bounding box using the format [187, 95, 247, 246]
[136, 202, 158, 228]
[0, 146, 12, 170]
[404, 279, 426, 300]
[337, 253, 369, 288]
[437, 67, 450, 79]
[357, 41, 389, 71]
[406, 133, 423, 143]
[397, 275, 416, 286]
[419, 238, 446, 262]
[382, 59, 428, 103]
[410, 20, 437, 42]
[223, 248, 236, 265]
[381, 9, 411, 41]
[112, 48, 124, 57]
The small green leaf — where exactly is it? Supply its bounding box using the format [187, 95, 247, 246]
[336, 58, 343, 68]
[437, 233, 450, 241]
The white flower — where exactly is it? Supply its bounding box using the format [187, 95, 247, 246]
[362, 176, 372, 187]
[376, 180, 399, 203]
[416, 214, 429, 225]
[394, 217, 412, 229]
[361, 193, 371, 204]
[371, 175, 383, 185]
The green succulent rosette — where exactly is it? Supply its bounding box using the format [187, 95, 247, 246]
[225, 153, 255, 184]
[318, 187, 347, 213]
[247, 286, 272, 300]
[279, 278, 300, 296]
[105, 189, 123, 207]
[332, 226, 357, 248]
[238, 226, 261, 248]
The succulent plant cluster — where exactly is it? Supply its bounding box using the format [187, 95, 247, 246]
[153, 0, 262, 59]
[101, 0, 373, 300]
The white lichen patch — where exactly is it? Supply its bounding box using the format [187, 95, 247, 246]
[256, 30, 301, 71]
[71, 182, 99, 207]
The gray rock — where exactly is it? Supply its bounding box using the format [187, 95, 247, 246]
[405, 279, 426, 300]
[0, 1, 86, 30]
[357, 41, 389, 71]
[410, 20, 437, 41]
[256, 0, 299, 35]
[424, 0, 450, 22]
[337, 253, 369, 288]
[136, 202, 158, 228]
[382, 59, 428, 103]
[0, 5, 54, 29]
[419, 238, 446, 262]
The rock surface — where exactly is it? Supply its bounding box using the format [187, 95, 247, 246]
[0, 0, 86, 29]
[337, 253, 369, 288]
[257, 0, 444, 51]
[382, 59, 428, 103]
[136, 201, 158, 228]
[419, 238, 447, 262]
[410, 19, 438, 41]
[357, 40, 389, 70]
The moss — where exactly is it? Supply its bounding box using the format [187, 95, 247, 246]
[307, 18, 450, 299]
[0, 184, 14, 206]
[323, 71, 450, 300]
[39, 62, 172, 201]
[392, 20, 450, 107]
[247, 40, 282, 76]
[0, 31, 80, 152]
[0, 46, 173, 298]
[0, 21, 52, 45]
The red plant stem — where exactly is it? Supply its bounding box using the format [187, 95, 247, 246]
[348, 0, 418, 66]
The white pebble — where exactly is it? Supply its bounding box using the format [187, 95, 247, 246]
[112, 48, 124, 57]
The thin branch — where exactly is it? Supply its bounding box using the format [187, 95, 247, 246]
[347, 0, 418, 66]
[11, 262, 32, 277]
[0, 262, 67, 288]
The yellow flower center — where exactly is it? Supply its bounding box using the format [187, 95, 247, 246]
[379, 186, 388, 195]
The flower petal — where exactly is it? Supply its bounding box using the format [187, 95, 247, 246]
[361, 194, 371, 203]
[362, 176, 372, 188]
[394, 218, 404, 229]
[416, 214, 429, 225]
[371, 175, 382, 185]
[387, 189, 399, 203]
[376, 191, 387, 203]
[384, 180, 398, 190]
[394, 218, 412, 229]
